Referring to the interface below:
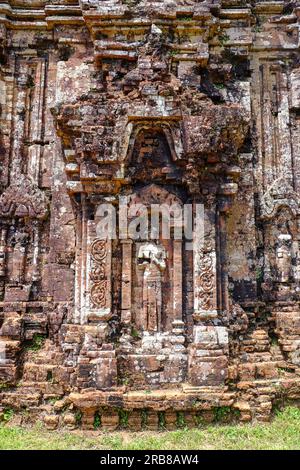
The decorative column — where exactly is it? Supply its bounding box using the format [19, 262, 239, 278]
[87, 233, 112, 323]
[217, 183, 239, 314]
[10, 228, 28, 285]
[79, 194, 88, 325]
[76, 212, 117, 390]
[218, 208, 229, 314]
[0, 226, 7, 277]
[119, 239, 133, 352]
[120, 239, 133, 325]
[74, 203, 84, 324]
[30, 221, 40, 282]
[193, 198, 218, 321]
[27, 59, 46, 185]
[188, 193, 231, 387]
[77, 203, 113, 324]
[296, 215, 300, 284]
[10, 62, 27, 180]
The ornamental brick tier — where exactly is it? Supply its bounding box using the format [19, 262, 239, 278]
[0, 0, 300, 429]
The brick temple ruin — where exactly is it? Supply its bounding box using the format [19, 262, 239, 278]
[0, 0, 300, 430]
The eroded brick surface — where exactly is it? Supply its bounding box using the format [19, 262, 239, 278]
[0, 1, 300, 429]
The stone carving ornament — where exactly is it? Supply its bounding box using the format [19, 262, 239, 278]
[90, 239, 108, 308]
[90, 280, 108, 309]
[261, 177, 300, 220]
[0, 175, 48, 220]
[196, 242, 214, 312]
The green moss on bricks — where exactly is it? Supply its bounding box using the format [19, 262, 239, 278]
[94, 412, 101, 430]
[119, 410, 129, 429]
[25, 334, 46, 352]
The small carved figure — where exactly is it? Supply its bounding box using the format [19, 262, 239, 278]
[276, 232, 292, 283]
[138, 242, 166, 332]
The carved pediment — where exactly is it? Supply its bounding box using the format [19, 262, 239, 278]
[128, 184, 183, 207]
[261, 177, 300, 220]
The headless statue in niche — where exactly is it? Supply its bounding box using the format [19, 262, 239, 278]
[138, 242, 166, 332]
[276, 232, 293, 283]
[11, 228, 29, 284]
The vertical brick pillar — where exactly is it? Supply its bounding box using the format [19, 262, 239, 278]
[101, 410, 119, 431]
[121, 239, 133, 325]
[81, 407, 97, 430]
[128, 410, 142, 431]
[146, 411, 159, 430]
[165, 410, 177, 430]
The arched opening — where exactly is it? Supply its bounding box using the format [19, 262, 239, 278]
[125, 127, 181, 183]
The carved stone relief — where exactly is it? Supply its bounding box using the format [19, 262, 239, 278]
[138, 242, 167, 332]
[90, 239, 109, 309]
